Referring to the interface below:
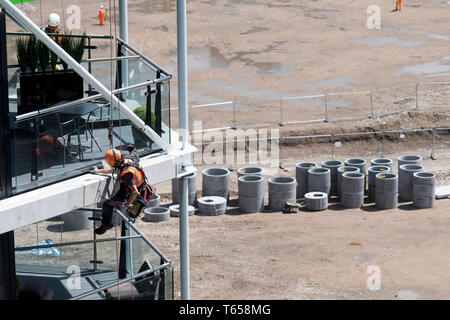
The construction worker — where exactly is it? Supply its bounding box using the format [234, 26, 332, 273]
[92, 148, 147, 235]
[44, 13, 64, 43]
[394, 0, 402, 11]
[98, 5, 105, 25]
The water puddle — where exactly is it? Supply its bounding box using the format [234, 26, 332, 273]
[411, 30, 450, 41]
[197, 76, 286, 103]
[351, 37, 424, 47]
[170, 45, 295, 78]
[395, 56, 450, 77]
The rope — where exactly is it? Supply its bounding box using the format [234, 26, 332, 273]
[108, 0, 123, 300]
[59, 0, 66, 32]
[39, 0, 43, 28]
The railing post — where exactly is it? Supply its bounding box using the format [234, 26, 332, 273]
[232, 100, 237, 130]
[279, 136, 284, 168]
[279, 98, 284, 126]
[324, 94, 329, 122]
[369, 90, 374, 118]
[431, 128, 436, 159]
[381, 131, 385, 158]
[415, 82, 419, 109]
[155, 69, 162, 137]
[331, 134, 335, 160]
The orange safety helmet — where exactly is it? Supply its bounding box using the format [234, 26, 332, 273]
[104, 149, 122, 167]
[40, 135, 56, 153]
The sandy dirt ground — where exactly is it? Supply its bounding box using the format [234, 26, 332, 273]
[138, 196, 450, 300]
[7, 0, 450, 300]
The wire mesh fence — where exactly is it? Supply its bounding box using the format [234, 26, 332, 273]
[186, 81, 450, 134]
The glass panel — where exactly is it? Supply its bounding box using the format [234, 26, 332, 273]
[5, 27, 171, 192]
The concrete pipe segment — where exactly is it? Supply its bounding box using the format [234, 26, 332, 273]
[397, 155, 422, 173]
[368, 166, 391, 202]
[143, 207, 171, 222]
[370, 158, 393, 172]
[172, 172, 197, 206]
[399, 164, 424, 201]
[307, 167, 331, 195]
[148, 193, 160, 208]
[412, 172, 436, 209]
[321, 160, 344, 196]
[237, 166, 265, 178]
[296, 162, 318, 200]
[268, 177, 296, 211]
[341, 172, 365, 209]
[197, 196, 227, 216]
[304, 192, 328, 211]
[344, 158, 367, 191]
[238, 175, 265, 213]
[337, 166, 360, 200]
[375, 173, 398, 210]
[169, 204, 195, 217]
[202, 168, 230, 200]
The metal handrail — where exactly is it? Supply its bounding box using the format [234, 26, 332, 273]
[117, 37, 172, 77]
[113, 208, 170, 264]
[14, 235, 142, 252]
[70, 262, 170, 300]
[7, 56, 141, 69]
[15, 75, 171, 121]
[6, 31, 113, 39]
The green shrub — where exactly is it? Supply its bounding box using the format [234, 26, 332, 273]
[38, 41, 49, 72]
[133, 105, 155, 125]
[70, 33, 86, 64]
[26, 36, 39, 74]
[16, 36, 28, 73]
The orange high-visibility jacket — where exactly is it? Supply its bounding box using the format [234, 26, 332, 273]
[99, 9, 105, 19]
[120, 165, 145, 189]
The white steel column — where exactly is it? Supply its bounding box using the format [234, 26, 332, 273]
[177, 0, 190, 300]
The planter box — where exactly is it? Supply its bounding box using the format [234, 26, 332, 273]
[17, 70, 83, 115]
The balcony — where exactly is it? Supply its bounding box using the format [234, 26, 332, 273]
[14, 207, 173, 300]
[6, 31, 172, 195]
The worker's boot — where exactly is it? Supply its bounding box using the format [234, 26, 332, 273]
[94, 223, 113, 235]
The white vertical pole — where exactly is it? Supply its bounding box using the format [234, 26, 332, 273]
[119, 0, 128, 87]
[177, 0, 190, 300]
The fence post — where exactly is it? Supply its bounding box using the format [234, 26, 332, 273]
[232, 100, 236, 130]
[279, 136, 284, 168]
[381, 131, 385, 158]
[331, 134, 335, 160]
[324, 94, 329, 122]
[415, 82, 419, 109]
[431, 128, 436, 160]
[369, 90, 374, 118]
[279, 98, 284, 126]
